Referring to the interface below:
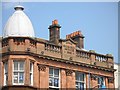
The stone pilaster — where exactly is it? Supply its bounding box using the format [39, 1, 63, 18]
[61, 69, 67, 89]
[108, 77, 114, 88]
[38, 64, 49, 89]
[8, 59, 13, 85]
[66, 69, 75, 89]
[91, 74, 97, 88]
[86, 74, 90, 89]
[25, 58, 30, 85]
[33, 62, 39, 87]
[105, 77, 108, 88]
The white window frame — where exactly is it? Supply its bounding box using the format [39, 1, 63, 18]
[4, 62, 8, 86]
[75, 72, 86, 90]
[49, 67, 60, 89]
[13, 61, 24, 85]
[30, 62, 33, 85]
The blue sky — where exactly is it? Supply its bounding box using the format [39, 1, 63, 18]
[1, 2, 118, 63]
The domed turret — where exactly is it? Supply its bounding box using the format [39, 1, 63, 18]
[3, 5, 35, 38]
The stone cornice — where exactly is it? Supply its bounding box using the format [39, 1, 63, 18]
[1, 51, 116, 72]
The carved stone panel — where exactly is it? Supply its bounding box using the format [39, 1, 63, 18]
[66, 69, 73, 76]
[63, 41, 75, 55]
[37, 64, 46, 72]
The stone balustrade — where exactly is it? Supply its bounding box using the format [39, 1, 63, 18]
[95, 54, 108, 62]
[1, 37, 114, 69]
[76, 50, 90, 59]
[45, 43, 61, 53]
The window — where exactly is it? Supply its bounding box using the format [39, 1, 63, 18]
[4, 62, 8, 85]
[30, 62, 33, 85]
[49, 67, 60, 89]
[75, 72, 85, 90]
[13, 61, 24, 85]
[97, 76, 105, 88]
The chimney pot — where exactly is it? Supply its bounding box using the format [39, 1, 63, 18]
[54, 20, 58, 25]
[66, 30, 84, 49]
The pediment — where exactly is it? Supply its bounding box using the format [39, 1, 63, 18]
[64, 38, 77, 46]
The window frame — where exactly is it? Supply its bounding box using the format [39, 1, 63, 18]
[75, 72, 86, 90]
[4, 62, 8, 86]
[30, 62, 33, 85]
[49, 67, 60, 89]
[13, 60, 25, 85]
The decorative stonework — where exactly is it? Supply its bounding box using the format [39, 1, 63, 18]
[37, 64, 46, 72]
[2, 39, 8, 47]
[14, 38, 25, 45]
[63, 41, 75, 55]
[66, 69, 73, 76]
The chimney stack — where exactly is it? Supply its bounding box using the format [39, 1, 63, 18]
[66, 31, 84, 49]
[48, 20, 61, 44]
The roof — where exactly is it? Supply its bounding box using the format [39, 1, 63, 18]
[3, 5, 35, 38]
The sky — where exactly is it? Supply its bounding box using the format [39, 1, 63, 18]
[1, 1, 118, 63]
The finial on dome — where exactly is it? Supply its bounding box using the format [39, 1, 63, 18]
[14, 5, 24, 11]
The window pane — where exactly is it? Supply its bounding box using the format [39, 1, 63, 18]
[14, 72, 18, 83]
[4, 63, 8, 73]
[80, 83, 84, 90]
[98, 77, 104, 87]
[5, 73, 8, 84]
[19, 62, 24, 70]
[4, 62, 8, 85]
[76, 85, 79, 90]
[101, 77, 104, 84]
[30, 73, 32, 84]
[76, 82, 79, 86]
[49, 78, 53, 86]
[49, 68, 53, 76]
[30, 62, 33, 72]
[76, 72, 79, 80]
[14, 62, 18, 70]
[54, 78, 59, 87]
[54, 69, 59, 77]
[19, 72, 24, 83]
[80, 73, 84, 81]
[98, 77, 100, 84]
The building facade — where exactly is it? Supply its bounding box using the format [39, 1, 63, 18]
[0, 5, 115, 90]
[114, 63, 120, 89]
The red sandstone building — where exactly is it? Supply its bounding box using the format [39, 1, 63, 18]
[0, 5, 115, 90]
